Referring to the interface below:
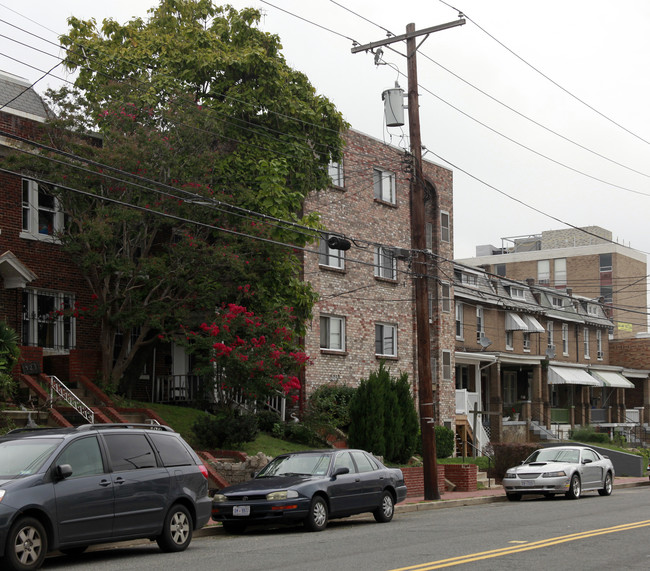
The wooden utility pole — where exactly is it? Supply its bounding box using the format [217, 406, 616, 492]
[352, 17, 464, 501]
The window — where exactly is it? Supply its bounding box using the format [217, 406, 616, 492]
[596, 329, 603, 359]
[457, 272, 477, 287]
[510, 287, 525, 299]
[476, 306, 484, 343]
[333, 451, 356, 473]
[523, 332, 531, 351]
[22, 289, 75, 351]
[373, 168, 396, 204]
[328, 160, 344, 187]
[440, 211, 450, 243]
[554, 258, 567, 286]
[442, 351, 452, 381]
[562, 323, 569, 355]
[441, 283, 451, 313]
[505, 330, 513, 350]
[374, 246, 396, 280]
[547, 320, 554, 349]
[319, 235, 345, 270]
[584, 327, 590, 358]
[320, 316, 345, 351]
[426, 222, 433, 250]
[375, 323, 397, 357]
[551, 295, 564, 308]
[503, 371, 517, 405]
[149, 433, 195, 467]
[495, 264, 506, 277]
[21, 179, 64, 240]
[350, 451, 378, 473]
[599, 253, 612, 272]
[103, 434, 157, 471]
[56, 436, 104, 478]
[537, 260, 550, 284]
[587, 303, 599, 316]
[455, 302, 464, 339]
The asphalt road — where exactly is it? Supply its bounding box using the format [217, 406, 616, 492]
[42, 486, 650, 570]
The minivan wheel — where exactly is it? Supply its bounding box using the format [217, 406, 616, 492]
[156, 504, 193, 552]
[5, 516, 47, 571]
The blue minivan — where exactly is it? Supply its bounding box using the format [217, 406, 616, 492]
[0, 424, 211, 570]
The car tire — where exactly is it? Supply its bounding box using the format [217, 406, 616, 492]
[598, 471, 613, 496]
[566, 473, 581, 499]
[305, 496, 328, 532]
[373, 491, 395, 523]
[156, 504, 193, 552]
[222, 521, 247, 534]
[4, 516, 47, 571]
[506, 493, 521, 502]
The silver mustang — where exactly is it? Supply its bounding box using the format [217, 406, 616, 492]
[503, 445, 614, 501]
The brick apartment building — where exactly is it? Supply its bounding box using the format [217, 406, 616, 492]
[302, 129, 458, 427]
[456, 227, 648, 340]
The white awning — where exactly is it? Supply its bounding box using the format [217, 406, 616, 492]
[0, 251, 37, 289]
[548, 366, 600, 386]
[505, 312, 528, 331]
[590, 370, 635, 388]
[522, 314, 545, 333]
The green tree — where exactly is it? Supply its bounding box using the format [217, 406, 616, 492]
[13, 1, 345, 391]
[348, 363, 419, 464]
[0, 321, 20, 403]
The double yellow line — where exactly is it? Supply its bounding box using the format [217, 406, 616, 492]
[389, 520, 650, 570]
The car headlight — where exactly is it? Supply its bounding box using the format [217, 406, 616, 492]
[542, 471, 567, 478]
[266, 490, 299, 501]
[212, 493, 227, 503]
[0, 490, 4, 503]
[505, 471, 516, 478]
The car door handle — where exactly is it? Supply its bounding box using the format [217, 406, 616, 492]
[113, 477, 125, 485]
[355, 478, 360, 482]
[99, 479, 111, 487]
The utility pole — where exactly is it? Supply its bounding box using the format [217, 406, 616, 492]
[352, 17, 464, 501]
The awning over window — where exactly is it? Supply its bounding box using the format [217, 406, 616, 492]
[0, 251, 37, 289]
[548, 366, 600, 386]
[522, 314, 545, 333]
[505, 312, 528, 331]
[590, 370, 635, 388]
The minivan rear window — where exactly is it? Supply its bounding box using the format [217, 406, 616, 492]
[103, 433, 157, 471]
[149, 433, 195, 467]
[0, 438, 62, 478]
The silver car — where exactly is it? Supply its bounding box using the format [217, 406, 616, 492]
[503, 445, 614, 501]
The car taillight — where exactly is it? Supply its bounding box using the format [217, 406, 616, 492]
[199, 464, 209, 479]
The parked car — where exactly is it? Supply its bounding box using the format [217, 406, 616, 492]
[502, 445, 614, 501]
[0, 424, 212, 570]
[212, 449, 407, 533]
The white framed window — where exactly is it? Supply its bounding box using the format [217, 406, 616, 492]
[320, 315, 345, 351]
[440, 211, 450, 243]
[22, 289, 75, 351]
[441, 283, 451, 313]
[374, 246, 396, 280]
[21, 179, 64, 240]
[587, 304, 599, 316]
[596, 329, 603, 359]
[505, 330, 513, 350]
[503, 371, 517, 405]
[523, 332, 531, 351]
[510, 287, 525, 299]
[562, 323, 569, 355]
[476, 306, 484, 343]
[554, 258, 567, 286]
[547, 320, 554, 349]
[583, 327, 590, 358]
[537, 260, 550, 284]
[551, 295, 564, 308]
[375, 323, 397, 357]
[319, 235, 345, 270]
[455, 302, 464, 339]
[373, 168, 396, 204]
[328, 160, 344, 187]
[442, 350, 452, 381]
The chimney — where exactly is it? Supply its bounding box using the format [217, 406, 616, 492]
[525, 278, 535, 286]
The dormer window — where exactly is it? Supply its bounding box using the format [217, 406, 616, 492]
[510, 287, 525, 299]
[587, 304, 599, 316]
[551, 296, 564, 308]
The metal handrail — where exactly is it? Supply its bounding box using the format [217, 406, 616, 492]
[49, 375, 94, 424]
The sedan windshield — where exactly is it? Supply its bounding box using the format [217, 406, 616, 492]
[525, 448, 580, 464]
[258, 453, 331, 477]
[0, 438, 62, 478]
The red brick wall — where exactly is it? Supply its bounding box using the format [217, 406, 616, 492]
[401, 464, 478, 497]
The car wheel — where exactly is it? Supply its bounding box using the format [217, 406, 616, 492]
[156, 504, 193, 553]
[566, 473, 581, 499]
[4, 516, 47, 571]
[373, 491, 395, 523]
[222, 521, 247, 534]
[506, 493, 521, 502]
[305, 496, 328, 532]
[598, 471, 613, 496]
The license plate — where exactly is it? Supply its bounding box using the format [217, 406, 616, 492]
[233, 505, 250, 517]
[521, 480, 536, 487]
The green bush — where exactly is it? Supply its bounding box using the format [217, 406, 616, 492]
[492, 443, 539, 481]
[282, 422, 327, 447]
[308, 384, 356, 432]
[257, 409, 282, 433]
[569, 426, 609, 444]
[435, 426, 455, 459]
[191, 408, 259, 450]
[348, 362, 419, 464]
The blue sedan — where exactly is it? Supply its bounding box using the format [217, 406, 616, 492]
[212, 449, 407, 532]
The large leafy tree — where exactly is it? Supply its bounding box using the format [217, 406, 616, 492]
[15, 1, 345, 392]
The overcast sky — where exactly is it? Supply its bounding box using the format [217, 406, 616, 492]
[2, 0, 650, 263]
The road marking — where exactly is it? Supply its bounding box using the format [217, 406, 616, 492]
[388, 520, 650, 570]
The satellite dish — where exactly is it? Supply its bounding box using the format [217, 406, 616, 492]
[545, 346, 556, 360]
[479, 336, 492, 349]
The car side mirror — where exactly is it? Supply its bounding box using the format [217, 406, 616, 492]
[332, 467, 349, 478]
[582, 458, 593, 464]
[54, 464, 73, 480]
